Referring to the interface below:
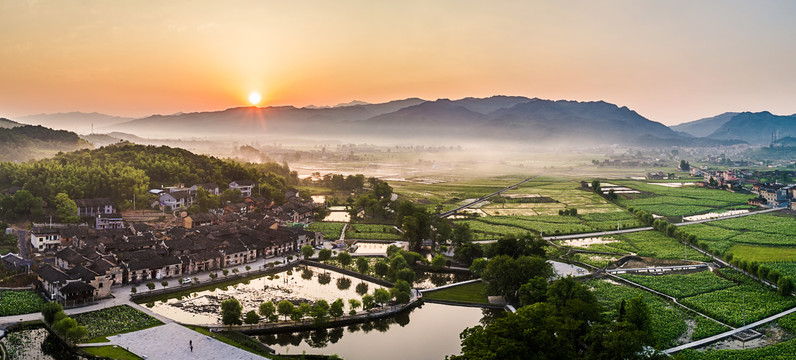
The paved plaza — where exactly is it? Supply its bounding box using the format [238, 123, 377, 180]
[107, 322, 269, 360]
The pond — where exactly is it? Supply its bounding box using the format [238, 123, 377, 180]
[413, 271, 475, 290]
[311, 195, 326, 204]
[0, 325, 87, 360]
[323, 211, 350, 222]
[147, 266, 382, 325]
[259, 303, 494, 360]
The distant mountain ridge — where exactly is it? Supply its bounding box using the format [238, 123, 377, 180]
[671, 112, 739, 137]
[17, 112, 133, 133]
[103, 95, 742, 146]
[0, 117, 21, 129]
[705, 111, 796, 145]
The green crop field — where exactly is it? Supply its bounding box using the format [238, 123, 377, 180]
[614, 231, 712, 261]
[72, 305, 163, 340]
[612, 181, 755, 217]
[307, 222, 346, 240]
[345, 224, 401, 240]
[587, 279, 727, 348]
[728, 244, 796, 263]
[679, 281, 796, 328]
[0, 290, 45, 316]
[619, 271, 737, 299]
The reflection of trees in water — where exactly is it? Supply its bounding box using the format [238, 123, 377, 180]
[42, 330, 87, 360]
[258, 305, 501, 351]
[479, 308, 506, 327]
[413, 271, 474, 288]
[259, 306, 420, 348]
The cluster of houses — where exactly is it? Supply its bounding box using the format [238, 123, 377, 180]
[751, 183, 796, 209]
[30, 180, 323, 306]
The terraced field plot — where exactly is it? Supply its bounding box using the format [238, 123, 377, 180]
[345, 224, 401, 240]
[307, 222, 346, 240]
[587, 279, 728, 348]
[613, 180, 754, 218]
[678, 269, 796, 328]
[456, 211, 643, 240]
[618, 271, 737, 299]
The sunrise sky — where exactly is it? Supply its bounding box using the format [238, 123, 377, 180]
[1, 0, 795, 125]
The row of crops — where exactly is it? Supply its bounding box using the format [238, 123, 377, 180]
[556, 230, 711, 262]
[455, 211, 644, 239]
[618, 269, 796, 329]
[587, 279, 729, 348]
[0, 290, 45, 316]
[613, 181, 754, 218]
[345, 224, 401, 240]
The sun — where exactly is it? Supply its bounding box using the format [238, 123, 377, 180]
[248, 91, 261, 105]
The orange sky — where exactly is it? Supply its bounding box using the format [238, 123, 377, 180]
[1, 1, 795, 125]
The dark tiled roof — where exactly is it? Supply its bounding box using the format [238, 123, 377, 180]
[189, 213, 216, 222]
[67, 265, 99, 282]
[60, 281, 95, 295]
[55, 248, 90, 266]
[37, 265, 71, 284]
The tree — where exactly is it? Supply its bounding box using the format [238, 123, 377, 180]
[374, 259, 389, 277]
[329, 298, 345, 318]
[374, 288, 391, 307]
[220, 188, 243, 204]
[452, 223, 473, 247]
[259, 301, 276, 321]
[469, 258, 488, 277]
[779, 276, 794, 296]
[278, 300, 295, 321]
[161, 280, 168, 289]
[625, 296, 651, 333]
[298, 302, 312, 319]
[244, 310, 260, 324]
[131, 286, 137, 294]
[518, 276, 548, 307]
[454, 241, 483, 266]
[53, 193, 79, 223]
[431, 254, 447, 271]
[290, 307, 304, 322]
[482, 255, 553, 302]
[679, 160, 690, 171]
[146, 282, 155, 292]
[42, 302, 64, 324]
[362, 294, 375, 310]
[301, 245, 315, 259]
[338, 251, 352, 268]
[318, 248, 332, 262]
[221, 298, 243, 326]
[396, 267, 416, 284]
[65, 324, 88, 343]
[52, 317, 78, 337]
[245, 265, 251, 273]
[390, 279, 412, 304]
[356, 256, 369, 275]
[311, 299, 330, 326]
[348, 299, 361, 315]
[591, 180, 601, 194]
[223, 269, 229, 277]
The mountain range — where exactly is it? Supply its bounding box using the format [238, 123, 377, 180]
[674, 111, 796, 145]
[101, 96, 734, 146]
[8, 97, 795, 147]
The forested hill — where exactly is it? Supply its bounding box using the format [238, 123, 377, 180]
[0, 143, 298, 210]
[0, 124, 90, 161]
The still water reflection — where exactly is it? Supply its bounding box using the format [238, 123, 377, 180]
[260, 303, 499, 360]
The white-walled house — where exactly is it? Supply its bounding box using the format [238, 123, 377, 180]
[31, 228, 62, 252]
[229, 180, 255, 197]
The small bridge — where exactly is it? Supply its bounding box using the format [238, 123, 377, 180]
[605, 263, 709, 274]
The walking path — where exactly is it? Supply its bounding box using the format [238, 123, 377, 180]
[438, 175, 539, 218]
[105, 322, 268, 360]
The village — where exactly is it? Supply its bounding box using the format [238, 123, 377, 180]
[2, 180, 323, 308]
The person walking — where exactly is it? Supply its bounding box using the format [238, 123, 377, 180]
[190, 340, 193, 352]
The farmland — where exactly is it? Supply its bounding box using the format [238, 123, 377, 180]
[587, 279, 728, 348]
[307, 222, 346, 240]
[618, 271, 736, 299]
[613, 180, 754, 218]
[678, 269, 796, 328]
[72, 305, 164, 341]
[345, 224, 401, 240]
[0, 290, 45, 316]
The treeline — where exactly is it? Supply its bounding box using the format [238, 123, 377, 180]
[0, 143, 299, 221]
[302, 173, 366, 191]
[0, 125, 88, 162]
